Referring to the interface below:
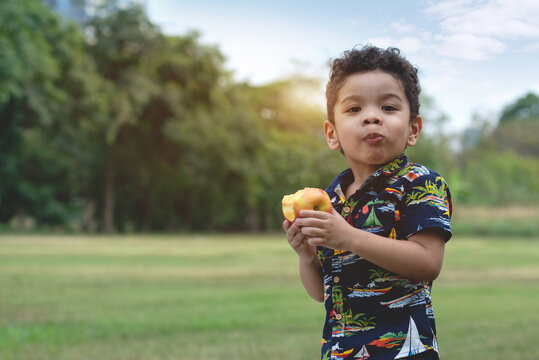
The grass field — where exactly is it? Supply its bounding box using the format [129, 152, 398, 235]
[1, 234, 538, 360]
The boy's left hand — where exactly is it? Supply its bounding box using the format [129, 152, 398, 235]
[294, 208, 353, 250]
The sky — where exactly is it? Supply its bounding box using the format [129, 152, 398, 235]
[147, 0, 539, 130]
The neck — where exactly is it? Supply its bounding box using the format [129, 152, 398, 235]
[345, 164, 379, 198]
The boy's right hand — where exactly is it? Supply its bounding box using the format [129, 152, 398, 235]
[283, 219, 318, 261]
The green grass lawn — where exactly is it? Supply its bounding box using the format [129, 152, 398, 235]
[1, 234, 538, 359]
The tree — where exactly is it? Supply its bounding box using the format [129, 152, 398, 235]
[85, 4, 161, 232]
[0, 0, 60, 222]
[490, 119, 539, 157]
[244, 76, 347, 229]
[492, 92, 539, 157]
[458, 149, 539, 205]
[405, 94, 455, 177]
[0, 0, 107, 226]
[6, 1, 487, 231]
[499, 92, 539, 123]
[112, 32, 247, 231]
[455, 92, 539, 205]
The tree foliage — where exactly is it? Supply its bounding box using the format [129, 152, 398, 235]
[456, 92, 539, 205]
[406, 94, 455, 177]
[0, 0, 107, 225]
[499, 92, 539, 123]
[1, 0, 537, 232]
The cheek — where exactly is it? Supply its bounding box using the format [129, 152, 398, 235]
[388, 125, 412, 147]
[338, 119, 360, 133]
[338, 127, 359, 145]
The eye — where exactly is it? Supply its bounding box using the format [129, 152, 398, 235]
[347, 106, 361, 113]
[382, 105, 398, 111]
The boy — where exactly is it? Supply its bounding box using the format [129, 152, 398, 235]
[284, 45, 452, 360]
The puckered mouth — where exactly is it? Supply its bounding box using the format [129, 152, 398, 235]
[363, 132, 383, 140]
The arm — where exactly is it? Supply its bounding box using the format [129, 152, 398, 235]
[295, 209, 445, 281]
[283, 220, 324, 302]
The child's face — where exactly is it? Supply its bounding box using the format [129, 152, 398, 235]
[324, 70, 421, 171]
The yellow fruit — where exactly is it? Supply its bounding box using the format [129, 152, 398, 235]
[282, 188, 331, 222]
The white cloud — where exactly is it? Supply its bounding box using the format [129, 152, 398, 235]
[429, 0, 539, 38]
[424, 0, 539, 60]
[362, 34, 430, 57]
[424, 0, 479, 17]
[434, 33, 506, 61]
[390, 20, 419, 34]
[521, 42, 539, 52]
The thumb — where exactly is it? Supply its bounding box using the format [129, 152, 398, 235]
[283, 219, 291, 232]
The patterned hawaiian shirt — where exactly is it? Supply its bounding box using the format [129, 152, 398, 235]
[319, 154, 452, 360]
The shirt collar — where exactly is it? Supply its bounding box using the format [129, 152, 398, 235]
[328, 154, 410, 205]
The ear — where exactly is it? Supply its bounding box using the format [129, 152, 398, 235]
[406, 116, 422, 147]
[324, 120, 341, 151]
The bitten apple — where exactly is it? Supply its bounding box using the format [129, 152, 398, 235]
[282, 187, 332, 222]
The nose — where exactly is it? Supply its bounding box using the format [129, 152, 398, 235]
[363, 118, 381, 125]
[362, 109, 382, 125]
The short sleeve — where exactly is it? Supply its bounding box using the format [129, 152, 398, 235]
[400, 172, 453, 241]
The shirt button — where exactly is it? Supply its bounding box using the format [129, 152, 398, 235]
[335, 313, 343, 321]
[333, 276, 340, 283]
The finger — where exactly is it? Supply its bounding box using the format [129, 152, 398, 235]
[307, 237, 325, 247]
[288, 221, 301, 234]
[290, 229, 305, 247]
[300, 226, 326, 237]
[283, 219, 291, 232]
[295, 217, 325, 228]
[299, 209, 331, 219]
[286, 224, 299, 243]
[286, 221, 301, 235]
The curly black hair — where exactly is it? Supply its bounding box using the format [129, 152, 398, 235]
[326, 44, 421, 124]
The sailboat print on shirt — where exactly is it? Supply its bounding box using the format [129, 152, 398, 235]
[354, 345, 370, 359]
[348, 286, 392, 298]
[394, 316, 427, 359]
[360, 200, 384, 231]
[380, 287, 426, 308]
